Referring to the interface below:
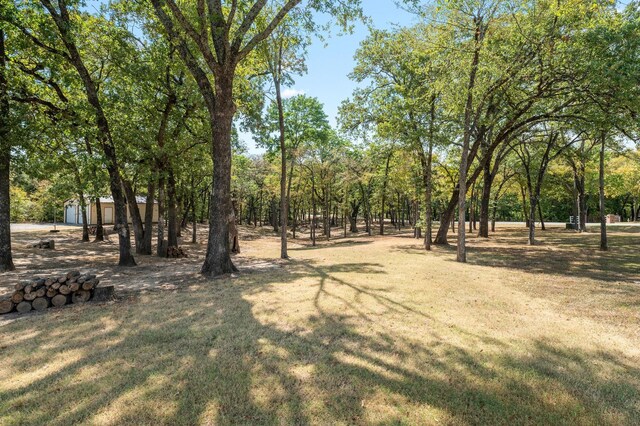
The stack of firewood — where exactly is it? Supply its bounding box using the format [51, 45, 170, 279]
[27, 240, 56, 249]
[0, 271, 113, 315]
[166, 246, 188, 258]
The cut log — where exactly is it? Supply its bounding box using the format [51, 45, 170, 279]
[67, 270, 80, 279]
[15, 281, 28, 291]
[92, 286, 114, 302]
[82, 279, 98, 291]
[23, 292, 37, 301]
[45, 278, 55, 286]
[24, 284, 33, 294]
[57, 276, 67, 284]
[0, 299, 14, 314]
[32, 297, 50, 311]
[52, 282, 61, 290]
[11, 292, 24, 304]
[69, 282, 80, 292]
[46, 288, 58, 298]
[71, 290, 91, 304]
[51, 294, 69, 307]
[59, 285, 71, 295]
[16, 301, 32, 313]
[35, 287, 46, 298]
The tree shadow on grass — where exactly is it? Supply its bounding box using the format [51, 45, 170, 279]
[391, 228, 640, 284]
[1, 260, 639, 425]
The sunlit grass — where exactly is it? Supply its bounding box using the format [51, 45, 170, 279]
[1, 225, 639, 425]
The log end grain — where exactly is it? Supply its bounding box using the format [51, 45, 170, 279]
[51, 294, 69, 308]
[11, 292, 24, 304]
[32, 297, 50, 311]
[0, 299, 15, 314]
[16, 301, 32, 314]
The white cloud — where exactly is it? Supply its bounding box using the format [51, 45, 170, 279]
[281, 88, 305, 99]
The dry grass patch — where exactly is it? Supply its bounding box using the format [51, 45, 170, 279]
[1, 225, 639, 425]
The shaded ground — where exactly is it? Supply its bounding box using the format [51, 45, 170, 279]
[0, 224, 639, 425]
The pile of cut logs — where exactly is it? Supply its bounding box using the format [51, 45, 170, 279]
[27, 240, 56, 249]
[166, 246, 188, 258]
[0, 271, 113, 315]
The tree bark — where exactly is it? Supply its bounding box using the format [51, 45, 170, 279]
[537, 202, 546, 231]
[94, 197, 104, 241]
[167, 169, 178, 247]
[157, 175, 167, 257]
[0, 29, 13, 272]
[78, 190, 89, 242]
[122, 179, 145, 254]
[528, 195, 537, 245]
[142, 180, 155, 254]
[458, 18, 483, 263]
[192, 188, 197, 244]
[349, 200, 360, 233]
[43, 0, 135, 266]
[274, 70, 288, 259]
[599, 132, 608, 251]
[380, 153, 391, 236]
[201, 76, 237, 276]
[478, 159, 491, 238]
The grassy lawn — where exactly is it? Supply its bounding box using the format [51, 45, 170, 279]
[1, 225, 639, 425]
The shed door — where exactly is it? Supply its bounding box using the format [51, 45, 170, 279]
[104, 207, 114, 224]
[65, 206, 77, 224]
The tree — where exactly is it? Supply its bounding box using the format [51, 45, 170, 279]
[256, 19, 309, 259]
[35, 0, 136, 266]
[0, 28, 13, 271]
[148, 0, 361, 277]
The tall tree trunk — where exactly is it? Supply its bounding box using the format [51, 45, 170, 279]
[380, 153, 391, 236]
[538, 202, 546, 231]
[275, 76, 288, 259]
[458, 20, 483, 263]
[0, 141, 11, 272]
[520, 186, 529, 227]
[349, 201, 360, 233]
[122, 179, 145, 254]
[479, 161, 491, 238]
[157, 176, 167, 257]
[599, 132, 608, 251]
[94, 197, 104, 241]
[192, 188, 197, 244]
[311, 174, 317, 247]
[78, 191, 89, 242]
[167, 169, 178, 247]
[142, 180, 155, 255]
[0, 29, 13, 271]
[468, 185, 475, 233]
[44, 0, 135, 266]
[528, 195, 537, 245]
[323, 188, 331, 240]
[201, 79, 237, 276]
[0, 28, 13, 271]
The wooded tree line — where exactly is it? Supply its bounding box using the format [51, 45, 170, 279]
[1, 0, 639, 274]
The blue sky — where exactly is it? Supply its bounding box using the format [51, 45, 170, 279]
[242, 2, 418, 153]
[287, 3, 416, 123]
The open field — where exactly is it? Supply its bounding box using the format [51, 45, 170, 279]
[1, 224, 639, 425]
